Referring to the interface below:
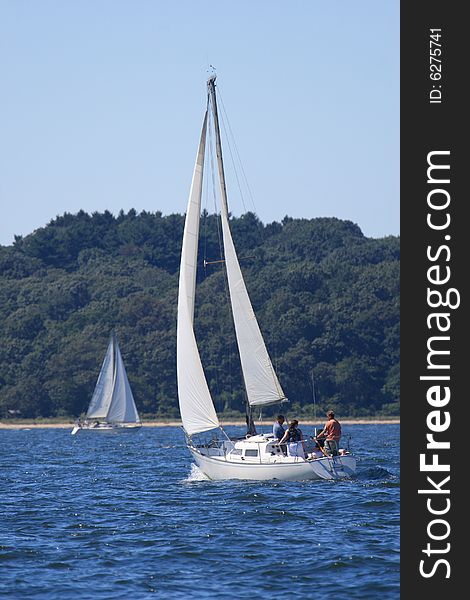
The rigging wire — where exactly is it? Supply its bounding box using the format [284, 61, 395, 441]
[216, 82, 286, 402]
[311, 370, 317, 437]
[217, 85, 258, 215]
[218, 101, 248, 214]
[207, 81, 283, 429]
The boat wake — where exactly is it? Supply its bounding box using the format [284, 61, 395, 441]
[183, 463, 210, 482]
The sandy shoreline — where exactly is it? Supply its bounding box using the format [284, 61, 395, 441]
[0, 419, 399, 430]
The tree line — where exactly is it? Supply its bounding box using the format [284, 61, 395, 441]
[0, 209, 399, 419]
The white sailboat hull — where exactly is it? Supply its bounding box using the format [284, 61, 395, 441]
[190, 446, 356, 481]
[71, 423, 142, 435]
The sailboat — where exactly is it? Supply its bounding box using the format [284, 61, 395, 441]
[176, 75, 356, 480]
[71, 333, 142, 434]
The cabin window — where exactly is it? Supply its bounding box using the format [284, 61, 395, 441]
[244, 449, 259, 457]
[231, 448, 242, 455]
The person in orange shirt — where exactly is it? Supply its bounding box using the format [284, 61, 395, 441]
[315, 410, 342, 456]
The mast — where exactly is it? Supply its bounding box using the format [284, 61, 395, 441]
[108, 331, 117, 420]
[111, 331, 117, 387]
[207, 75, 229, 216]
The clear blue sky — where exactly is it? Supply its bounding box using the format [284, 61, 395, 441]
[0, 0, 399, 246]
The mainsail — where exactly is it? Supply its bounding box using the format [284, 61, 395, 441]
[86, 334, 116, 419]
[207, 77, 286, 407]
[177, 112, 220, 435]
[86, 333, 140, 423]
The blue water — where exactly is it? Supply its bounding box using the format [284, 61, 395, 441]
[0, 424, 399, 599]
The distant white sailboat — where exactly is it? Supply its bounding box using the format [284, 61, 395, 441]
[71, 333, 142, 434]
[176, 75, 356, 480]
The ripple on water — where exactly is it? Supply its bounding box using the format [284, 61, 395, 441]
[0, 425, 399, 599]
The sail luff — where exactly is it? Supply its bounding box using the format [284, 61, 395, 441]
[208, 77, 286, 407]
[177, 110, 220, 435]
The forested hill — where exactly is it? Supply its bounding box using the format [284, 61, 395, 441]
[0, 210, 399, 419]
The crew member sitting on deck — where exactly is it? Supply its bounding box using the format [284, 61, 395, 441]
[278, 419, 306, 458]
